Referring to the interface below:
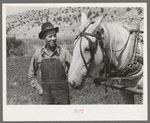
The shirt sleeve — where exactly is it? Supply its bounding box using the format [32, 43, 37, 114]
[66, 50, 72, 65]
[65, 50, 72, 72]
[28, 50, 41, 89]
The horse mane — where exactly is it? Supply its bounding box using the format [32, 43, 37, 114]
[99, 21, 131, 47]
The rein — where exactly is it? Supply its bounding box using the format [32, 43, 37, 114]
[74, 21, 100, 76]
[77, 19, 143, 79]
[79, 32, 98, 74]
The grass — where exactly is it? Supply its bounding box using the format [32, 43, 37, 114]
[6, 53, 142, 105]
[7, 56, 41, 104]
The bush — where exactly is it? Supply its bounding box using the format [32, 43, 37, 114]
[57, 17, 62, 21]
[6, 36, 25, 57]
[93, 11, 99, 18]
[136, 7, 143, 14]
[87, 10, 92, 18]
[126, 7, 131, 12]
[100, 8, 104, 13]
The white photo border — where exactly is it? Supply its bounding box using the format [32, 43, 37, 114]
[3, 3, 148, 121]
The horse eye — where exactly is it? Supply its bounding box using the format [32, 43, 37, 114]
[85, 47, 90, 52]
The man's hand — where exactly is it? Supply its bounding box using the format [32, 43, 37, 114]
[38, 88, 43, 96]
[31, 79, 43, 96]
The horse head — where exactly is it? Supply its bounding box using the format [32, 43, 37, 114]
[68, 13, 105, 89]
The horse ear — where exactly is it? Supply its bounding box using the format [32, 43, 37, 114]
[79, 12, 88, 32]
[90, 15, 104, 32]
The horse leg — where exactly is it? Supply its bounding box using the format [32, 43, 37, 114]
[134, 77, 143, 104]
[134, 77, 143, 89]
[119, 76, 143, 104]
[120, 90, 134, 104]
[119, 79, 134, 104]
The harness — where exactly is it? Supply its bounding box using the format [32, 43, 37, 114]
[79, 32, 98, 73]
[77, 19, 143, 84]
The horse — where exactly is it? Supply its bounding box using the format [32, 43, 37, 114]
[68, 13, 143, 104]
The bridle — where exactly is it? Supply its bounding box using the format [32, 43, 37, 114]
[75, 21, 104, 76]
[75, 21, 134, 78]
[79, 32, 98, 72]
[72, 17, 143, 92]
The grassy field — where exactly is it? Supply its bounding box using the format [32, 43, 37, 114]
[6, 52, 142, 105]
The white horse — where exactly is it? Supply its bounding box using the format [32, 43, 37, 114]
[68, 13, 143, 104]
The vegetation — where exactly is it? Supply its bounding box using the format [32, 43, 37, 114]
[7, 55, 142, 104]
[6, 36, 25, 57]
[6, 35, 76, 57]
[6, 7, 144, 39]
[6, 7, 143, 58]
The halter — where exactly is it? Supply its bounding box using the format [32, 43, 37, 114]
[79, 32, 98, 72]
[76, 21, 135, 78]
[73, 17, 143, 94]
[76, 22, 103, 76]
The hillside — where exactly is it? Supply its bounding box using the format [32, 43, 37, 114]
[6, 7, 143, 39]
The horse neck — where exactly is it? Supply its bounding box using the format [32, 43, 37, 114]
[102, 23, 136, 71]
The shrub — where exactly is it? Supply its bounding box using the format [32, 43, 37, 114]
[78, 13, 81, 18]
[126, 7, 131, 12]
[53, 18, 57, 22]
[6, 36, 25, 57]
[100, 8, 104, 13]
[93, 11, 99, 18]
[136, 7, 143, 14]
[57, 17, 62, 21]
[87, 10, 92, 18]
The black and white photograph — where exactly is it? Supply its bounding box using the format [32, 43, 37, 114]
[3, 3, 147, 121]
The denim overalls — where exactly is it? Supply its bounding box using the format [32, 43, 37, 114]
[41, 57, 69, 104]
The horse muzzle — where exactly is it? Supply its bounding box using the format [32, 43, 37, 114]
[69, 78, 86, 90]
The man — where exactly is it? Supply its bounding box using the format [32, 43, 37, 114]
[28, 22, 72, 104]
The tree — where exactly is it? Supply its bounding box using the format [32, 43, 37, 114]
[93, 11, 99, 18]
[38, 11, 41, 16]
[40, 17, 43, 21]
[53, 18, 56, 22]
[126, 7, 131, 12]
[136, 7, 143, 14]
[57, 17, 62, 21]
[63, 17, 66, 22]
[87, 10, 92, 18]
[101, 8, 104, 13]
[78, 13, 81, 18]
[46, 16, 49, 22]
